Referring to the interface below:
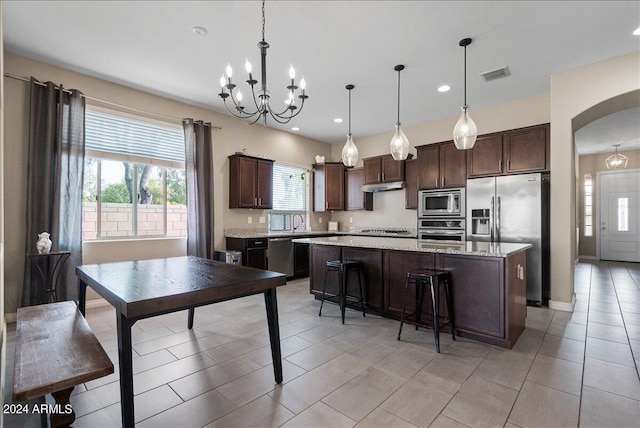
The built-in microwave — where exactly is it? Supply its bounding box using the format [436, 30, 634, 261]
[418, 188, 465, 217]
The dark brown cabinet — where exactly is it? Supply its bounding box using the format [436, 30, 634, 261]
[313, 162, 345, 212]
[467, 123, 550, 178]
[404, 158, 418, 209]
[363, 154, 408, 184]
[345, 167, 373, 211]
[343, 247, 384, 309]
[228, 154, 274, 209]
[384, 250, 435, 316]
[417, 141, 467, 190]
[309, 245, 384, 310]
[226, 237, 268, 270]
[293, 242, 310, 277]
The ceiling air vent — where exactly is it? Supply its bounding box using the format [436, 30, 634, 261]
[480, 66, 511, 82]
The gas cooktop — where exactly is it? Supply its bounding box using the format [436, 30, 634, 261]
[359, 228, 413, 235]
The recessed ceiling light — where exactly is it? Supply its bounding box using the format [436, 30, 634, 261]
[634, 26, 640, 36]
[334, 118, 343, 123]
[192, 26, 208, 36]
[291, 127, 300, 131]
[438, 85, 451, 92]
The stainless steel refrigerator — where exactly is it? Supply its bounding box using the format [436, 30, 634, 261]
[466, 173, 549, 305]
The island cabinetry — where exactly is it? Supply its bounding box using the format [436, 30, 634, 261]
[404, 158, 418, 209]
[417, 141, 466, 190]
[313, 162, 345, 211]
[343, 247, 383, 309]
[467, 123, 550, 178]
[435, 250, 526, 348]
[384, 250, 435, 316]
[345, 167, 373, 211]
[228, 154, 274, 209]
[310, 244, 342, 297]
[363, 154, 409, 184]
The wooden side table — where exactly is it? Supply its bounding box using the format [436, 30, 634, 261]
[26, 251, 71, 304]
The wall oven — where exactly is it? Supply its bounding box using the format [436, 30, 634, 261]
[418, 188, 465, 217]
[418, 218, 466, 242]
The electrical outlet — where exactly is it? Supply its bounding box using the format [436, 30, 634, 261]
[349, 217, 353, 223]
[248, 216, 252, 224]
[319, 217, 323, 223]
[259, 216, 265, 224]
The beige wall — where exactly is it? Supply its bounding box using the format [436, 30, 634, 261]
[550, 52, 640, 307]
[3, 52, 333, 314]
[329, 94, 551, 229]
[578, 149, 640, 257]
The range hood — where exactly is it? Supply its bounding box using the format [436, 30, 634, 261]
[361, 181, 405, 192]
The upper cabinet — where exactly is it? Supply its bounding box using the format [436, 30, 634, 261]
[363, 154, 409, 184]
[345, 167, 373, 211]
[404, 158, 418, 209]
[313, 162, 345, 212]
[467, 123, 550, 178]
[417, 141, 467, 190]
[228, 154, 274, 209]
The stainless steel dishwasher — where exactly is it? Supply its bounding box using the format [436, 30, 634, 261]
[268, 237, 294, 277]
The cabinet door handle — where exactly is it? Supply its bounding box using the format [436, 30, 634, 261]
[254, 197, 258, 206]
[507, 160, 511, 170]
[442, 177, 445, 188]
[326, 201, 328, 209]
[377, 173, 381, 182]
[436, 177, 439, 187]
[382, 173, 385, 182]
[499, 160, 502, 171]
[259, 197, 262, 206]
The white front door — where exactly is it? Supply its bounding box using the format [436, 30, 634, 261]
[599, 170, 640, 262]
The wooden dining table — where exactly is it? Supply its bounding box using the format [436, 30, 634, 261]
[76, 256, 287, 428]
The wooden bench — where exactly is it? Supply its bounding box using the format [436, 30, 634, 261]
[13, 301, 114, 428]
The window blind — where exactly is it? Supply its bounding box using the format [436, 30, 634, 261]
[85, 109, 185, 163]
[272, 164, 307, 212]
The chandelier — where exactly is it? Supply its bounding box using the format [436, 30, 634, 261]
[218, 0, 308, 125]
[453, 37, 478, 150]
[605, 144, 629, 169]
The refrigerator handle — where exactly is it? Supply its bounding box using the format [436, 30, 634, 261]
[490, 196, 495, 242]
[496, 196, 501, 242]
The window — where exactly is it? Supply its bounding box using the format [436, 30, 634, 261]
[82, 108, 187, 240]
[618, 197, 629, 232]
[584, 174, 593, 237]
[269, 163, 308, 231]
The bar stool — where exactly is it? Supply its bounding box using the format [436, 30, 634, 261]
[319, 260, 366, 324]
[397, 269, 455, 353]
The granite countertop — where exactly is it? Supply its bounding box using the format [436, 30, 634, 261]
[224, 228, 417, 239]
[292, 235, 531, 258]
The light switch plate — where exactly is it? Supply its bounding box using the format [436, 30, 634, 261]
[319, 217, 323, 223]
[248, 216, 252, 224]
[259, 216, 265, 224]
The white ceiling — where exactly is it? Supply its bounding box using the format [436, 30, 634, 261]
[575, 108, 640, 155]
[3, 1, 640, 147]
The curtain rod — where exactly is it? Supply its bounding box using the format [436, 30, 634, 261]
[4, 72, 222, 129]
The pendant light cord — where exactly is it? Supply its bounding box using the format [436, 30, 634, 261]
[463, 44, 467, 107]
[397, 68, 401, 125]
[348, 87, 352, 135]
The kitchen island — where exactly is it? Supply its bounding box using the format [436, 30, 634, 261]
[293, 236, 531, 349]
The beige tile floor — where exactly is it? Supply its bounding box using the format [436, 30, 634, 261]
[3, 260, 639, 427]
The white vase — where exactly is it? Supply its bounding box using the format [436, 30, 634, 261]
[36, 232, 52, 254]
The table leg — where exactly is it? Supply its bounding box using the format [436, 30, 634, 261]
[187, 307, 195, 329]
[264, 288, 283, 384]
[116, 311, 135, 428]
[77, 278, 87, 316]
[50, 387, 74, 428]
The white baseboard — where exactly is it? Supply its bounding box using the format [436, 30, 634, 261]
[4, 298, 110, 324]
[548, 294, 576, 312]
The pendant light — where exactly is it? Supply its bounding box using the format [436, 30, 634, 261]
[341, 84, 358, 167]
[453, 38, 478, 150]
[605, 144, 629, 169]
[390, 65, 410, 160]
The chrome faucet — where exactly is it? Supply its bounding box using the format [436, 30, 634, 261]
[293, 214, 305, 231]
